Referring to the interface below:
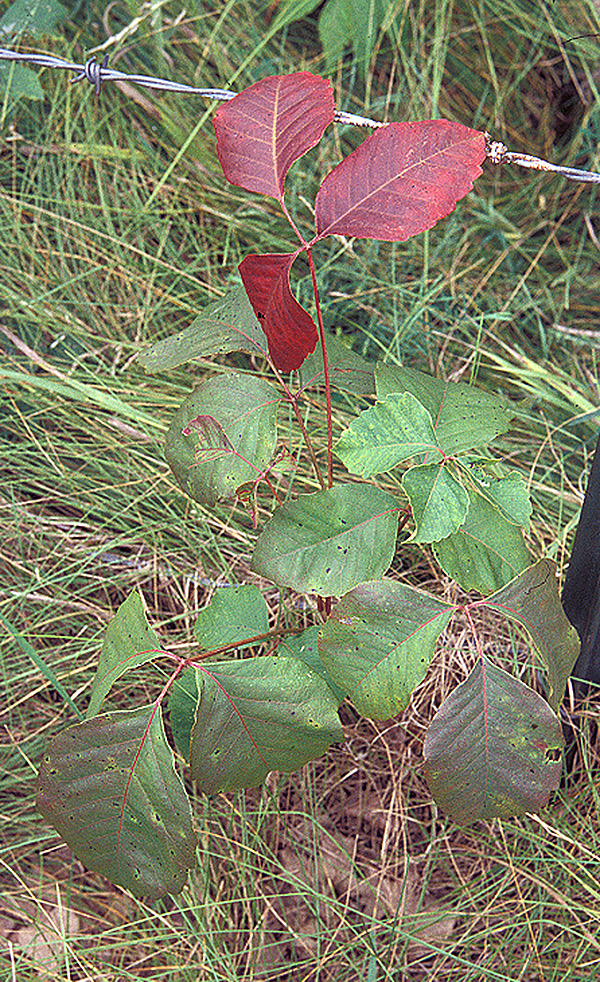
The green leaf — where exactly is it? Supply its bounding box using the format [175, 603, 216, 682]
[138, 288, 268, 372]
[37, 706, 197, 899]
[87, 591, 166, 719]
[279, 624, 346, 704]
[461, 463, 532, 527]
[318, 579, 453, 718]
[194, 584, 269, 650]
[432, 488, 531, 593]
[165, 372, 279, 506]
[169, 667, 201, 762]
[169, 587, 273, 764]
[481, 560, 580, 711]
[251, 483, 399, 595]
[318, 0, 388, 77]
[376, 365, 512, 455]
[0, 62, 44, 101]
[271, 0, 396, 80]
[270, 0, 323, 31]
[423, 657, 564, 824]
[402, 463, 469, 543]
[298, 330, 376, 395]
[335, 392, 442, 477]
[189, 658, 343, 793]
[0, 0, 68, 36]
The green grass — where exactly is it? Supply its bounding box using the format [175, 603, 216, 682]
[2, 0, 600, 978]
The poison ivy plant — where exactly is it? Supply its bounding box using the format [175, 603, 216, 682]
[37, 560, 578, 897]
[34, 70, 583, 900]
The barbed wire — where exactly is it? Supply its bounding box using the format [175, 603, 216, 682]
[0, 48, 383, 127]
[1, 47, 600, 182]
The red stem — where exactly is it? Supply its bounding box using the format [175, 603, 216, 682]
[277, 198, 332, 489]
[305, 246, 333, 488]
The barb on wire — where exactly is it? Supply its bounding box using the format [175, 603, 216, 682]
[485, 133, 600, 185]
[1, 47, 600, 177]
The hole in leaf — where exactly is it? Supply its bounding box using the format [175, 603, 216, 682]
[546, 747, 562, 761]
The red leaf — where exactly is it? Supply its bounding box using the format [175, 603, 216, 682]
[314, 120, 486, 241]
[239, 253, 318, 372]
[214, 73, 335, 200]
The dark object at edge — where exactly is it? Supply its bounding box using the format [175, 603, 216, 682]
[562, 432, 600, 698]
[560, 432, 600, 775]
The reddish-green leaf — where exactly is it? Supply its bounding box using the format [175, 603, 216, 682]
[87, 591, 166, 719]
[318, 579, 453, 719]
[165, 372, 279, 506]
[315, 120, 485, 241]
[423, 658, 564, 824]
[239, 253, 318, 371]
[138, 287, 268, 372]
[402, 463, 469, 543]
[37, 706, 197, 899]
[480, 560, 580, 711]
[188, 658, 343, 793]
[213, 72, 335, 200]
[251, 483, 399, 595]
[432, 487, 530, 594]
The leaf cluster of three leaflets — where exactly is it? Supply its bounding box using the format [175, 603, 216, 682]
[213, 72, 486, 370]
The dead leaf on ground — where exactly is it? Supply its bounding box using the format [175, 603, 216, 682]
[258, 816, 456, 974]
[1, 885, 81, 978]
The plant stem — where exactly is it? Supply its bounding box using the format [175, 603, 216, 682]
[274, 373, 327, 491]
[276, 200, 330, 491]
[184, 625, 307, 663]
[306, 246, 333, 488]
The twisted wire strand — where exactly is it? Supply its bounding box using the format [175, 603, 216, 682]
[501, 152, 600, 184]
[1, 47, 599, 179]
